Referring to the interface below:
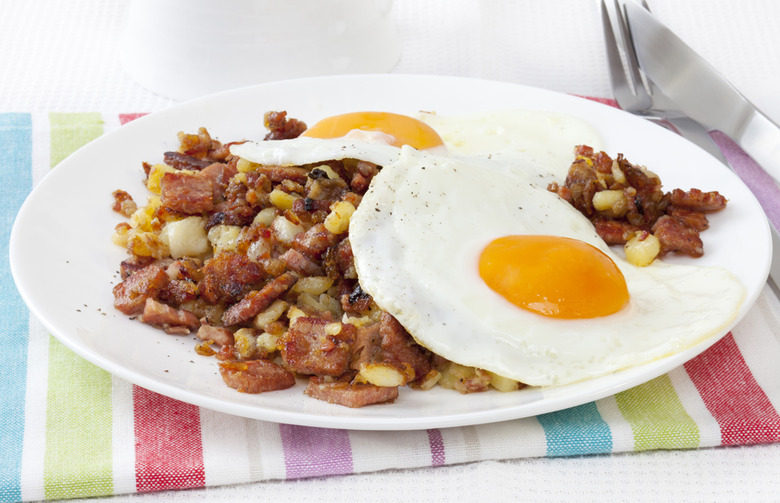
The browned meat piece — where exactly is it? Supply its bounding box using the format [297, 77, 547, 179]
[197, 325, 235, 347]
[280, 317, 357, 376]
[291, 196, 331, 214]
[263, 111, 307, 141]
[222, 272, 298, 326]
[652, 215, 704, 257]
[349, 161, 380, 192]
[206, 180, 255, 228]
[304, 379, 398, 407]
[199, 252, 266, 305]
[306, 175, 348, 201]
[118, 255, 157, 279]
[139, 298, 200, 333]
[177, 127, 214, 159]
[547, 182, 573, 204]
[111, 189, 137, 217]
[113, 263, 169, 315]
[255, 166, 310, 185]
[160, 171, 214, 214]
[280, 248, 324, 276]
[340, 283, 372, 314]
[592, 217, 642, 245]
[666, 206, 710, 231]
[219, 359, 296, 393]
[563, 157, 600, 217]
[161, 279, 198, 306]
[163, 151, 214, 171]
[669, 188, 727, 212]
[199, 162, 238, 203]
[350, 322, 383, 370]
[378, 313, 432, 385]
[292, 223, 339, 260]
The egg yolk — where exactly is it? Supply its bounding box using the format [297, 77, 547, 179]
[302, 111, 445, 150]
[478, 235, 629, 319]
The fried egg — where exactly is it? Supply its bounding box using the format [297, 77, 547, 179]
[231, 109, 746, 387]
[348, 146, 745, 386]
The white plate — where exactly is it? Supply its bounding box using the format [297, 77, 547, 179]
[9, 75, 771, 430]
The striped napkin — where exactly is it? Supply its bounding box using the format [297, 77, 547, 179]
[2, 109, 780, 503]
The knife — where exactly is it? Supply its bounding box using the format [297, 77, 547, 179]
[624, 1, 780, 185]
[625, 1, 780, 289]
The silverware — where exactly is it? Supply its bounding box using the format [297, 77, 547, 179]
[600, 0, 727, 164]
[624, 0, 780, 185]
[601, 0, 779, 288]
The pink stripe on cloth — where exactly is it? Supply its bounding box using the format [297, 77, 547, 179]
[280, 425, 354, 479]
[427, 429, 446, 466]
[119, 113, 148, 125]
[133, 386, 206, 492]
[710, 131, 780, 231]
[684, 334, 780, 446]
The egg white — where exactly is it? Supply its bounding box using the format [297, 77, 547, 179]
[348, 147, 745, 386]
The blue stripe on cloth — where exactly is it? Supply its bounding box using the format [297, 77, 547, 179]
[537, 402, 613, 457]
[0, 113, 33, 503]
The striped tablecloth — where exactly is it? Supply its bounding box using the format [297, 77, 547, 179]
[2, 110, 780, 503]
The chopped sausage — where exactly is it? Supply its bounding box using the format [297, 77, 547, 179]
[281, 317, 356, 377]
[304, 379, 398, 408]
[160, 171, 214, 214]
[219, 359, 296, 393]
[280, 248, 324, 276]
[669, 188, 727, 212]
[652, 215, 704, 257]
[140, 297, 200, 333]
[113, 263, 169, 315]
[221, 272, 298, 326]
[199, 252, 266, 305]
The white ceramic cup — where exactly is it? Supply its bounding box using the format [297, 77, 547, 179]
[119, 0, 401, 101]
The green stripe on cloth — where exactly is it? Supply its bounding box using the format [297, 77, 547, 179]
[49, 112, 104, 168]
[43, 112, 113, 500]
[615, 374, 700, 451]
[44, 338, 114, 500]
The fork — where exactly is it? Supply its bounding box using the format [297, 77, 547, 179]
[600, 0, 728, 164]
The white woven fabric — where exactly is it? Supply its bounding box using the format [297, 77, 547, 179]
[3, 1, 780, 501]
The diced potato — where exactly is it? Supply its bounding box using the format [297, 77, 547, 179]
[313, 164, 340, 180]
[252, 299, 288, 331]
[485, 371, 521, 392]
[246, 239, 270, 261]
[323, 200, 356, 235]
[234, 328, 260, 359]
[253, 207, 277, 226]
[126, 230, 169, 259]
[256, 331, 281, 354]
[611, 160, 627, 185]
[269, 188, 300, 211]
[355, 363, 409, 387]
[272, 215, 305, 244]
[286, 305, 307, 324]
[297, 292, 342, 318]
[413, 369, 442, 391]
[291, 276, 334, 296]
[592, 190, 624, 211]
[625, 231, 661, 267]
[160, 216, 210, 259]
[236, 157, 258, 174]
[129, 195, 164, 232]
[207, 224, 242, 254]
[112, 222, 131, 247]
[438, 362, 477, 391]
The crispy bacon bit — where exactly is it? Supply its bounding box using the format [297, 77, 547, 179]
[111, 190, 137, 217]
[163, 151, 214, 171]
[113, 263, 169, 315]
[292, 223, 339, 260]
[652, 215, 705, 257]
[281, 317, 357, 376]
[221, 272, 298, 326]
[140, 297, 200, 333]
[219, 359, 296, 393]
[199, 252, 266, 305]
[303, 378, 398, 408]
[263, 111, 307, 141]
[160, 171, 214, 214]
[669, 188, 728, 212]
[280, 248, 324, 276]
[197, 325, 235, 347]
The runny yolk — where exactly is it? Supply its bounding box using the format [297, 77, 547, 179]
[478, 235, 629, 319]
[301, 111, 445, 150]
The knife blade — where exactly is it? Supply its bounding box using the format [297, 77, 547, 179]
[624, 1, 780, 185]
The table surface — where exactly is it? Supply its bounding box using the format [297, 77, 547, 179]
[3, 1, 780, 501]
